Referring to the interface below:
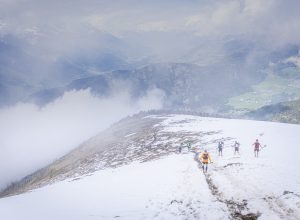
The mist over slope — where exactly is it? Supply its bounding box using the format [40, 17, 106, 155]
[0, 90, 163, 189]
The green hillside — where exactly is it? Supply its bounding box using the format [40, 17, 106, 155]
[228, 66, 300, 114]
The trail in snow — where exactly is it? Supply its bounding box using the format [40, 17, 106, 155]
[0, 114, 300, 220]
[192, 150, 260, 220]
[0, 154, 230, 220]
[160, 115, 300, 220]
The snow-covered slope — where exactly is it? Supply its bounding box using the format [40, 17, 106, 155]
[0, 114, 300, 220]
[0, 154, 229, 220]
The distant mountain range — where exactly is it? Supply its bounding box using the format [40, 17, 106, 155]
[0, 31, 146, 106]
[28, 62, 265, 111]
[1, 32, 299, 118]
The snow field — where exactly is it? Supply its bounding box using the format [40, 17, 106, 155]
[0, 154, 229, 220]
[1, 114, 300, 219]
[160, 115, 300, 219]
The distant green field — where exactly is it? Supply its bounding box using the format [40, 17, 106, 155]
[228, 73, 300, 112]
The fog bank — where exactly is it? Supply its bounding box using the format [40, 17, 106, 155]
[0, 88, 164, 189]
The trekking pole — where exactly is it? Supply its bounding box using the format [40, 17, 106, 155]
[261, 145, 267, 150]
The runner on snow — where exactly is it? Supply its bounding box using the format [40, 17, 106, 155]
[233, 141, 240, 155]
[199, 150, 212, 172]
[217, 141, 224, 156]
[252, 139, 262, 157]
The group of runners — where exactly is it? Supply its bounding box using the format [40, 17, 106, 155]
[216, 139, 241, 157]
[196, 139, 263, 172]
[179, 139, 262, 172]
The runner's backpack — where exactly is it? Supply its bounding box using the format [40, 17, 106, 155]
[203, 153, 208, 160]
[218, 142, 223, 149]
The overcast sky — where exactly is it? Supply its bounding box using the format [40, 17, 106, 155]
[1, 0, 300, 43]
[0, 0, 300, 189]
[0, 0, 299, 82]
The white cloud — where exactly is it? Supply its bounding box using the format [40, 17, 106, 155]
[0, 0, 299, 69]
[0, 89, 164, 189]
[83, 15, 105, 31]
[284, 55, 300, 67]
[137, 21, 170, 32]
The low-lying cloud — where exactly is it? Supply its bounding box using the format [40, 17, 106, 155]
[0, 0, 300, 190]
[0, 88, 164, 189]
